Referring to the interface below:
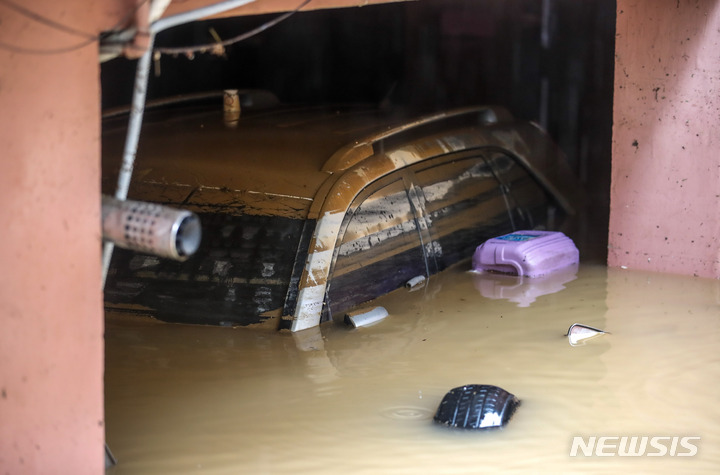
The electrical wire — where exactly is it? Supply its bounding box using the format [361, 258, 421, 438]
[0, 0, 309, 57]
[0, 0, 150, 55]
[0, 0, 96, 39]
[0, 37, 98, 55]
[154, 0, 312, 56]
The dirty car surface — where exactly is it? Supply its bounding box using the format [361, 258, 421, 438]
[102, 92, 577, 331]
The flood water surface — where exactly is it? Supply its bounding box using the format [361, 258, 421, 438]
[105, 265, 719, 474]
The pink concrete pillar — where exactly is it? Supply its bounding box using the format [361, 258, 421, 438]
[0, 1, 104, 473]
[610, 0, 720, 277]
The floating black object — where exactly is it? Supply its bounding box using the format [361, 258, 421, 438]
[433, 384, 520, 429]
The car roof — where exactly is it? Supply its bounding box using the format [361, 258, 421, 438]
[104, 102, 406, 195]
[102, 95, 523, 219]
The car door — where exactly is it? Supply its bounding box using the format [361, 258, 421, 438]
[324, 149, 533, 321]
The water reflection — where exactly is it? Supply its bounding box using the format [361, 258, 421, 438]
[471, 263, 579, 307]
[105, 265, 720, 474]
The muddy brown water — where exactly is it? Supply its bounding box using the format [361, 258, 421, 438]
[105, 264, 719, 474]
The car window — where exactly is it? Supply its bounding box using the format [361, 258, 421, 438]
[325, 177, 426, 320]
[325, 150, 521, 320]
[412, 153, 512, 273]
[483, 149, 557, 230]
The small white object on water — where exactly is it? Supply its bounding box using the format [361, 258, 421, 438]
[566, 323, 609, 346]
[405, 275, 426, 291]
[344, 306, 389, 328]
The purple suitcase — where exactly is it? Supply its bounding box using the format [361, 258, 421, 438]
[472, 230, 579, 277]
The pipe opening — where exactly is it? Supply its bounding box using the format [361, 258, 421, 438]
[176, 214, 202, 257]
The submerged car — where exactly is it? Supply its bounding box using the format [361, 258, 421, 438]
[102, 91, 577, 332]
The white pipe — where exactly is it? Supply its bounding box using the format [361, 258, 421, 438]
[150, 0, 256, 34]
[114, 36, 155, 204]
[102, 0, 257, 288]
[344, 307, 389, 328]
[405, 275, 426, 290]
[102, 195, 202, 260]
[101, 34, 155, 288]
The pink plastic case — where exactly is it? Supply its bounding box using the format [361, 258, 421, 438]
[472, 230, 579, 277]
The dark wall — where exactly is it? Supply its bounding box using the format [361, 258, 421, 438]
[102, 0, 615, 256]
[101, 4, 407, 107]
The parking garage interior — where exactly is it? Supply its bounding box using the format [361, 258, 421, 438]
[1, 1, 718, 473]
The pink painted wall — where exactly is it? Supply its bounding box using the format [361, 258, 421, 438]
[0, 1, 105, 473]
[609, 0, 720, 278]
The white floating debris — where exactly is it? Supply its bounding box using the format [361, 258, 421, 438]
[566, 323, 609, 346]
[405, 275, 426, 291]
[344, 306, 389, 328]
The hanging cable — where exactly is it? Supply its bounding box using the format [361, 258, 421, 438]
[0, 0, 150, 55]
[0, 37, 97, 55]
[0, 0, 310, 56]
[0, 0, 96, 39]
[154, 0, 311, 56]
